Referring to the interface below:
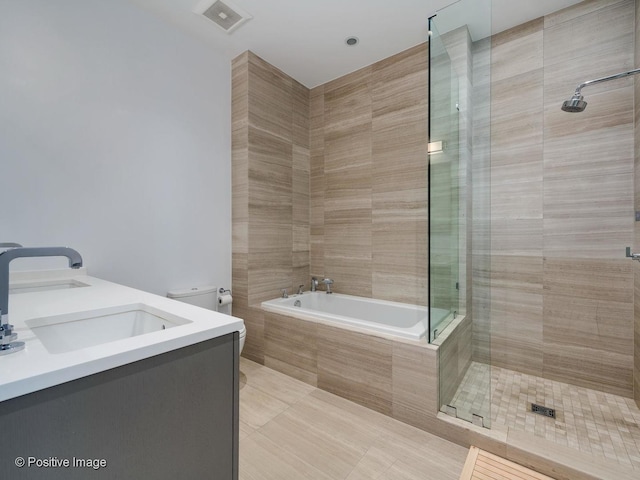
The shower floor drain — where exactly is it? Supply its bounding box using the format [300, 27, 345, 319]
[531, 403, 556, 418]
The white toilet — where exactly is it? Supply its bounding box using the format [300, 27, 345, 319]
[167, 285, 245, 354]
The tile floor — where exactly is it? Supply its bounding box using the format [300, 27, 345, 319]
[239, 357, 468, 480]
[446, 362, 640, 472]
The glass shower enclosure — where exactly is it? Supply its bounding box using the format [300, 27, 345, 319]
[428, 0, 492, 427]
[428, 16, 460, 344]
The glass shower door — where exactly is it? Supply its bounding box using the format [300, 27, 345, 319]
[429, 0, 492, 428]
[428, 17, 460, 344]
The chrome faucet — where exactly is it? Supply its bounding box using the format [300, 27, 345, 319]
[323, 278, 334, 294]
[0, 246, 83, 355]
[297, 284, 304, 295]
[310, 277, 318, 292]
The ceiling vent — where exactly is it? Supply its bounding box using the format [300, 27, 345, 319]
[194, 0, 252, 34]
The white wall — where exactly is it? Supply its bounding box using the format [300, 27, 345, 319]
[0, 0, 231, 295]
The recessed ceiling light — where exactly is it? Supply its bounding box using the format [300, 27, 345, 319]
[345, 36, 359, 46]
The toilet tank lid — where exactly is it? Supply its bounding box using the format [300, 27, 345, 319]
[167, 285, 217, 299]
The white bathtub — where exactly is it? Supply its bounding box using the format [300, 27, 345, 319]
[262, 292, 449, 341]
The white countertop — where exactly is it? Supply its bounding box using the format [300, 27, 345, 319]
[0, 269, 243, 403]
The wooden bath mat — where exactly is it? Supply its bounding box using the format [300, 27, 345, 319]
[460, 446, 555, 480]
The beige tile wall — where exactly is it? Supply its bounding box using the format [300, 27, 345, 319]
[232, 52, 310, 363]
[491, 0, 636, 397]
[438, 316, 473, 411]
[471, 36, 493, 366]
[309, 44, 429, 305]
[262, 309, 440, 421]
[635, 0, 640, 408]
[233, 44, 432, 364]
[233, 0, 638, 401]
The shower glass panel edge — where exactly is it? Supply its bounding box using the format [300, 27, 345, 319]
[428, 16, 459, 345]
[430, 0, 492, 428]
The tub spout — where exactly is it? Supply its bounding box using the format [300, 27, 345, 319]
[0, 246, 83, 355]
[323, 278, 334, 294]
[310, 277, 318, 292]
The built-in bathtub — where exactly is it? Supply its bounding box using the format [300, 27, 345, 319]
[258, 290, 469, 439]
[262, 291, 450, 341]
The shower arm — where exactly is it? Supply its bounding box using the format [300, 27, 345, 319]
[572, 67, 640, 96]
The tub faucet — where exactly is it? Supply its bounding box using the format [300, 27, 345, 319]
[310, 277, 318, 292]
[0, 246, 83, 356]
[323, 278, 334, 294]
[297, 284, 305, 295]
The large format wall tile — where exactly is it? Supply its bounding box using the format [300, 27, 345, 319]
[264, 312, 317, 386]
[232, 51, 310, 360]
[543, 0, 633, 72]
[317, 324, 393, 415]
[491, 19, 543, 83]
[310, 43, 428, 304]
[247, 53, 293, 141]
[309, 86, 325, 280]
[543, 343, 633, 398]
[542, 257, 634, 395]
[488, 0, 637, 396]
[438, 316, 473, 409]
[544, 0, 629, 28]
[635, 0, 640, 409]
[490, 255, 544, 375]
[635, 261, 640, 406]
[391, 341, 439, 430]
[540, 0, 634, 395]
[490, 17, 545, 378]
[371, 43, 427, 118]
[491, 70, 544, 151]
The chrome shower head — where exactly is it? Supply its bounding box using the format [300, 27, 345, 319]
[561, 67, 640, 113]
[561, 94, 587, 113]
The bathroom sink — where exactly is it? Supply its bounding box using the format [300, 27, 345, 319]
[10, 279, 90, 294]
[25, 304, 192, 354]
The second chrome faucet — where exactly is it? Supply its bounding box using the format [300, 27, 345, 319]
[310, 276, 334, 294]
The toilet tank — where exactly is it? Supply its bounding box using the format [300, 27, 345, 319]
[167, 286, 217, 311]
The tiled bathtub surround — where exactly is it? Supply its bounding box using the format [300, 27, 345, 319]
[262, 307, 478, 434]
[490, 0, 636, 397]
[262, 310, 439, 420]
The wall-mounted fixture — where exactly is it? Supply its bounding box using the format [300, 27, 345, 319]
[194, 0, 252, 34]
[428, 141, 444, 154]
[625, 247, 640, 261]
[561, 67, 640, 112]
